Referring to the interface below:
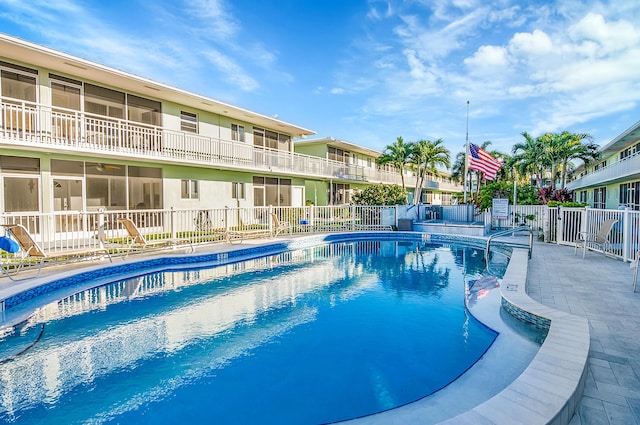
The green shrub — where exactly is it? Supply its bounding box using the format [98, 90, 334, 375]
[351, 184, 408, 206]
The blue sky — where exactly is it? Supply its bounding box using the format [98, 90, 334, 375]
[1, 0, 639, 158]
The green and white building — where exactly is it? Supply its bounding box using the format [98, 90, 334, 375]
[566, 120, 640, 210]
[0, 33, 461, 216]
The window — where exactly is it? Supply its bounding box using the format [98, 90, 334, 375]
[1, 63, 37, 133]
[127, 95, 161, 126]
[328, 147, 349, 163]
[86, 162, 126, 210]
[252, 176, 291, 206]
[181, 111, 198, 133]
[620, 143, 640, 160]
[579, 190, 587, 204]
[0, 155, 40, 212]
[1, 62, 37, 102]
[619, 182, 640, 210]
[84, 83, 161, 125]
[232, 124, 245, 142]
[181, 179, 199, 199]
[593, 187, 606, 209]
[84, 83, 125, 119]
[329, 183, 350, 205]
[232, 182, 245, 199]
[593, 161, 607, 171]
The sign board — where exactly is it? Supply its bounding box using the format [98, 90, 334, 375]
[492, 198, 509, 220]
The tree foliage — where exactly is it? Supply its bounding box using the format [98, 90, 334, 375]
[410, 138, 450, 205]
[376, 136, 413, 190]
[351, 184, 408, 206]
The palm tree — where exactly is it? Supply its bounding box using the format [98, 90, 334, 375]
[410, 139, 450, 205]
[377, 136, 414, 190]
[511, 132, 550, 187]
[555, 131, 599, 189]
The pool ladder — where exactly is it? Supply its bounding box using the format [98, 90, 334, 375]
[485, 226, 533, 264]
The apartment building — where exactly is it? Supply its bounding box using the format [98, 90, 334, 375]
[0, 34, 460, 217]
[295, 137, 462, 206]
[566, 120, 640, 209]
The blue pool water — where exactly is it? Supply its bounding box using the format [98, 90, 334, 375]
[0, 240, 502, 424]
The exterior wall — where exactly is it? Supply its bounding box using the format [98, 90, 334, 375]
[295, 144, 327, 159]
[304, 180, 329, 206]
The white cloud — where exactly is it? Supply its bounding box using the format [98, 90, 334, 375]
[508, 29, 554, 57]
[568, 12, 640, 54]
[330, 88, 346, 95]
[201, 50, 259, 92]
[464, 45, 510, 70]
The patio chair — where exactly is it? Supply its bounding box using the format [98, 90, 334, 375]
[270, 213, 292, 237]
[117, 218, 194, 256]
[574, 218, 618, 258]
[0, 223, 112, 280]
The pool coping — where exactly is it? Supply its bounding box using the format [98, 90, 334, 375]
[438, 248, 590, 425]
[0, 233, 590, 425]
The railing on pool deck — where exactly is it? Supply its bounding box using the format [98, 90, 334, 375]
[0, 205, 396, 262]
[2, 205, 640, 272]
[485, 225, 534, 262]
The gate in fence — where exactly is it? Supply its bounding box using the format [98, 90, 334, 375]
[556, 207, 586, 247]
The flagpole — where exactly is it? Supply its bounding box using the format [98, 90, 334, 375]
[463, 100, 470, 203]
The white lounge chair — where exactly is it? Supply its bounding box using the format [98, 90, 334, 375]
[0, 223, 112, 280]
[574, 218, 618, 258]
[270, 213, 292, 237]
[117, 218, 193, 256]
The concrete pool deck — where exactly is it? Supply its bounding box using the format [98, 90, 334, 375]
[0, 236, 638, 424]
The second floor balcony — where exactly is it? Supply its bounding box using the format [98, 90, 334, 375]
[566, 152, 640, 191]
[0, 97, 422, 187]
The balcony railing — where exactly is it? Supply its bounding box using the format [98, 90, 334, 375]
[566, 152, 640, 190]
[0, 97, 454, 189]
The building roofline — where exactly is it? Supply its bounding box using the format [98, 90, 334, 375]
[295, 137, 382, 157]
[599, 119, 640, 156]
[0, 33, 315, 138]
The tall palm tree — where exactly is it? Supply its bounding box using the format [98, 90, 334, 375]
[555, 131, 599, 189]
[377, 136, 414, 190]
[410, 139, 450, 205]
[511, 132, 550, 187]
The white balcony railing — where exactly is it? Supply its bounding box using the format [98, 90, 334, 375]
[0, 97, 460, 191]
[566, 152, 640, 190]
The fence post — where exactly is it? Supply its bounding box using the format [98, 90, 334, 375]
[170, 207, 176, 239]
[350, 205, 355, 230]
[97, 209, 105, 246]
[623, 207, 630, 262]
[224, 207, 230, 233]
[268, 205, 274, 234]
[395, 205, 399, 228]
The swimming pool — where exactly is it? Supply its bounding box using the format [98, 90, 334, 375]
[0, 238, 507, 424]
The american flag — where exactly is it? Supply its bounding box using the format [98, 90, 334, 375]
[468, 143, 503, 180]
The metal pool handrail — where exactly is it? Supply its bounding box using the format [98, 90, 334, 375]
[485, 225, 533, 263]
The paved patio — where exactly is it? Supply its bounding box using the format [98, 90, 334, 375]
[526, 240, 640, 425]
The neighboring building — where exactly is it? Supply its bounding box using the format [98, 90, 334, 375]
[0, 34, 461, 216]
[566, 120, 640, 209]
[294, 137, 462, 205]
